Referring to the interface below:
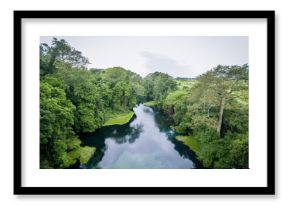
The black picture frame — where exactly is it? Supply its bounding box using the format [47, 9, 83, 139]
[14, 10, 275, 195]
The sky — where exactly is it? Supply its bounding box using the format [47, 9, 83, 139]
[40, 36, 248, 78]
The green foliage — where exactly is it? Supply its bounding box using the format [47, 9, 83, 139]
[40, 79, 94, 168]
[75, 104, 99, 132]
[144, 72, 177, 103]
[50, 68, 106, 132]
[226, 133, 248, 168]
[80, 146, 96, 164]
[40, 38, 248, 169]
[40, 80, 75, 145]
[143, 101, 158, 107]
[100, 67, 142, 109]
[160, 65, 249, 169]
[163, 90, 187, 115]
[40, 39, 145, 168]
[40, 38, 90, 75]
[104, 112, 135, 126]
[132, 83, 146, 103]
[193, 133, 248, 169]
[176, 136, 200, 153]
[175, 79, 196, 90]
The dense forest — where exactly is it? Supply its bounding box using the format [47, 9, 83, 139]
[40, 38, 248, 169]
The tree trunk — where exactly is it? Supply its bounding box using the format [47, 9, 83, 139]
[217, 97, 226, 135]
[48, 52, 57, 73]
[207, 107, 211, 118]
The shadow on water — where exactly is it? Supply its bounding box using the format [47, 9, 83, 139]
[79, 104, 201, 169]
[151, 107, 203, 168]
[80, 115, 141, 168]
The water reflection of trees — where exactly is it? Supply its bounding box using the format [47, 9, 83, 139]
[142, 107, 154, 114]
[170, 138, 202, 168]
[79, 131, 108, 169]
[152, 109, 202, 168]
[152, 109, 174, 135]
[80, 105, 202, 169]
[80, 116, 144, 168]
[84, 144, 107, 168]
[111, 123, 144, 144]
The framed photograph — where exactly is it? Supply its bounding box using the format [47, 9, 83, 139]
[14, 10, 275, 195]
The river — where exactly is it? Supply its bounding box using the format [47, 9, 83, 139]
[80, 104, 201, 169]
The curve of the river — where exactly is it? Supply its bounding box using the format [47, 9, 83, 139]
[80, 104, 200, 169]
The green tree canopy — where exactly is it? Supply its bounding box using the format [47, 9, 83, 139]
[144, 72, 177, 103]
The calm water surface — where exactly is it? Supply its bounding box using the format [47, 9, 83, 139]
[80, 104, 200, 169]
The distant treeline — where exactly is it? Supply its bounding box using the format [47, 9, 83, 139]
[175, 77, 196, 81]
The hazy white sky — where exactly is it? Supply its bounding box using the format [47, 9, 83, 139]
[40, 36, 248, 78]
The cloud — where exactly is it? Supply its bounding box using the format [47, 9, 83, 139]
[141, 51, 193, 78]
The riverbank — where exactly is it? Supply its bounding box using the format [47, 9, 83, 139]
[80, 104, 199, 168]
[176, 136, 200, 153]
[103, 111, 135, 126]
[144, 101, 158, 107]
[144, 101, 201, 157]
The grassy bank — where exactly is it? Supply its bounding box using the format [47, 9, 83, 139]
[103, 111, 135, 126]
[144, 101, 157, 107]
[176, 135, 200, 153]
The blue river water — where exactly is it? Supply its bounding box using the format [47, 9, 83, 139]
[80, 104, 200, 169]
